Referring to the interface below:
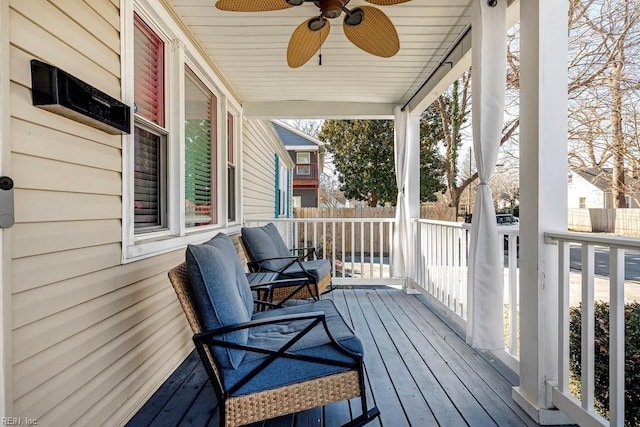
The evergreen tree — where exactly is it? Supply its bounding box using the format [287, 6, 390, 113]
[318, 116, 445, 207]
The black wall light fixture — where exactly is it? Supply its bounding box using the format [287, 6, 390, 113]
[30, 59, 130, 135]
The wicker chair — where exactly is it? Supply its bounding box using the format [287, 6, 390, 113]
[240, 223, 332, 300]
[168, 234, 379, 427]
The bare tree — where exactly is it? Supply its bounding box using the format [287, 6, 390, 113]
[434, 23, 522, 218]
[281, 119, 323, 137]
[567, 0, 640, 207]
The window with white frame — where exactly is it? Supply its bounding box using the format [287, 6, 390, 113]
[274, 155, 290, 217]
[296, 151, 311, 176]
[579, 197, 586, 209]
[184, 67, 217, 228]
[280, 160, 289, 216]
[133, 13, 167, 234]
[123, 5, 243, 261]
[227, 111, 237, 222]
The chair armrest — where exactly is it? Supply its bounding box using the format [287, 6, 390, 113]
[290, 246, 316, 260]
[195, 308, 361, 359]
[250, 277, 309, 290]
[193, 308, 362, 396]
[247, 256, 300, 274]
[195, 311, 326, 340]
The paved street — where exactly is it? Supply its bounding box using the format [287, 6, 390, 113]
[569, 245, 640, 282]
[564, 245, 640, 304]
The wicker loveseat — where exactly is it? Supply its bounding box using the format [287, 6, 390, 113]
[169, 232, 379, 427]
[240, 223, 332, 300]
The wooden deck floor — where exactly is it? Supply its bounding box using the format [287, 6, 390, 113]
[127, 288, 538, 426]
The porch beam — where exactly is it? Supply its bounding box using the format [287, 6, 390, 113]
[513, 0, 572, 424]
[242, 101, 395, 119]
[405, 0, 520, 116]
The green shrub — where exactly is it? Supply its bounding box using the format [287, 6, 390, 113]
[569, 301, 640, 425]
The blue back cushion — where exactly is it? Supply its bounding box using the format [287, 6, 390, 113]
[204, 233, 254, 316]
[241, 223, 290, 271]
[186, 236, 251, 369]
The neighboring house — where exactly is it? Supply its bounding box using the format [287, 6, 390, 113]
[271, 121, 323, 208]
[568, 167, 640, 208]
[243, 121, 294, 220]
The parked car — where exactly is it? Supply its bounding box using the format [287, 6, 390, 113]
[496, 213, 519, 225]
[463, 213, 519, 225]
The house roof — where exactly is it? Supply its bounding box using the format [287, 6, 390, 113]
[168, 0, 516, 118]
[271, 120, 322, 150]
[573, 167, 640, 192]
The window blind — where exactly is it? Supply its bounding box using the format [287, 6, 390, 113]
[134, 14, 164, 126]
[134, 127, 163, 230]
[184, 69, 215, 227]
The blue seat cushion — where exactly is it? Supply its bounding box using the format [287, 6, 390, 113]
[222, 300, 363, 396]
[186, 239, 251, 369]
[281, 259, 331, 285]
[241, 223, 291, 272]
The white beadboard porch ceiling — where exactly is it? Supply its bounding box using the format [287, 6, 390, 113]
[170, 0, 474, 118]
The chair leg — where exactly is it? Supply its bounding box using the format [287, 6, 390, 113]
[321, 283, 335, 295]
[341, 407, 380, 427]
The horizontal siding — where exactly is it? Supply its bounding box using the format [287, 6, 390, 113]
[11, 117, 122, 170]
[12, 220, 121, 259]
[8, 8, 120, 98]
[242, 119, 279, 219]
[8, 1, 191, 426]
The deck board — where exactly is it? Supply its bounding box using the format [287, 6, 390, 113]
[127, 288, 538, 427]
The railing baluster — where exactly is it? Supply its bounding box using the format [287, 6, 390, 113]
[558, 240, 571, 394]
[453, 228, 459, 311]
[351, 222, 356, 275]
[341, 221, 345, 279]
[360, 221, 365, 277]
[370, 220, 374, 278]
[379, 221, 384, 278]
[508, 234, 518, 357]
[331, 222, 336, 277]
[322, 221, 327, 262]
[610, 247, 625, 426]
[313, 221, 318, 257]
[581, 243, 595, 411]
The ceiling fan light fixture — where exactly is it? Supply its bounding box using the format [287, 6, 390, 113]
[320, 0, 346, 19]
[308, 16, 326, 31]
[344, 7, 364, 26]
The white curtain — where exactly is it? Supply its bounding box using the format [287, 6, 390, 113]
[392, 106, 409, 277]
[466, 0, 507, 351]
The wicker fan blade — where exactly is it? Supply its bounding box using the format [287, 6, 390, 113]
[215, 0, 292, 12]
[287, 18, 330, 68]
[343, 6, 399, 58]
[365, 0, 411, 5]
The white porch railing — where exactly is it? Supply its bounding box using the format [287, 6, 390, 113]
[245, 218, 520, 365]
[411, 219, 521, 366]
[546, 231, 640, 427]
[244, 218, 402, 286]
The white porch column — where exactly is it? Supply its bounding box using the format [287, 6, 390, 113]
[406, 113, 421, 279]
[513, 1, 572, 424]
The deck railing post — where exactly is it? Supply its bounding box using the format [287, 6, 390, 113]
[513, 0, 572, 424]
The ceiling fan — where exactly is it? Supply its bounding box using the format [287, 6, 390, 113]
[215, 0, 411, 68]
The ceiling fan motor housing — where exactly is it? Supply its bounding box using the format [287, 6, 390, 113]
[318, 0, 348, 19]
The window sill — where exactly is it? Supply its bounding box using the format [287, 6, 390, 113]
[122, 224, 242, 263]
